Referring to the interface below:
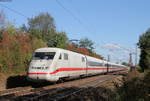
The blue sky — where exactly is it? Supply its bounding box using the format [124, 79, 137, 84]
[0, 0, 149, 63]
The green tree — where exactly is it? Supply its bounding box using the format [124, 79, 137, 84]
[122, 62, 129, 66]
[27, 12, 68, 48]
[28, 12, 55, 33]
[79, 38, 94, 51]
[46, 31, 68, 48]
[0, 10, 6, 41]
[138, 28, 150, 71]
[28, 12, 56, 45]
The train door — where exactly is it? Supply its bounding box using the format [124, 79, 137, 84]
[55, 53, 63, 77]
[107, 63, 109, 73]
[102, 61, 106, 74]
[57, 53, 62, 67]
[63, 53, 69, 66]
[63, 53, 70, 76]
[85, 56, 88, 76]
[80, 56, 87, 76]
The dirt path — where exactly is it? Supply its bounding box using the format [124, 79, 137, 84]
[0, 74, 7, 90]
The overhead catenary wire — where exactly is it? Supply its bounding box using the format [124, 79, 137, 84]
[55, 0, 94, 36]
[0, 3, 28, 19]
[61, 0, 136, 62]
[66, 0, 105, 42]
[55, 0, 109, 60]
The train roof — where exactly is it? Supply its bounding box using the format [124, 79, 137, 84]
[35, 47, 87, 56]
[35, 47, 65, 52]
[34, 47, 128, 67]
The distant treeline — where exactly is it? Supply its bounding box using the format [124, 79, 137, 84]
[0, 11, 102, 74]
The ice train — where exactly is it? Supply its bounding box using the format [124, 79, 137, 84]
[27, 48, 129, 82]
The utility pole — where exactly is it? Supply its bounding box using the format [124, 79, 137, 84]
[129, 53, 133, 66]
[107, 54, 110, 62]
[107, 54, 110, 73]
[135, 44, 138, 66]
[129, 53, 134, 71]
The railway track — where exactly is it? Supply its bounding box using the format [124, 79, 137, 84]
[13, 75, 113, 101]
[0, 86, 33, 96]
[0, 71, 126, 101]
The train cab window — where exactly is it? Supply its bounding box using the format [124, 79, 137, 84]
[33, 52, 55, 60]
[82, 57, 85, 62]
[64, 53, 68, 60]
[59, 54, 62, 59]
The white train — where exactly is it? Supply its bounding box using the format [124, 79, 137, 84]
[27, 48, 129, 82]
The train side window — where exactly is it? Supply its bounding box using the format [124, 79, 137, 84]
[59, 54, 62, 59]
[64, 53, 68, 60]
[88, 61, 103, 66]
[82, 57, 85, 62]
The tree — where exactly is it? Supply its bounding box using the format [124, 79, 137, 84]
[138, 28, 150, 71]
[46, 31, 68, 48]
[27, 12, 68, 48]
[0, 10, 6, 41]
[28, 12, 55, 43]
[79, 38, 94, 51]
[66, 43, 103, 59]
[28, 12, 56, 33]
[122, 62, 129, 66]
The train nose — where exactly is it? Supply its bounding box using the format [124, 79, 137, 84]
[27, 60, 54, 81]
[27, 72, 49, 81]
[27, 63, 50, 81]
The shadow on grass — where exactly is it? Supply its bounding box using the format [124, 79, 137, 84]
[6, 75, 54, 89]
[15, 87, 114, 101]
[56, 87, 113, 101]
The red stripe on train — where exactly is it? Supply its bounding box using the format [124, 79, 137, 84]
[28, 67, 123, 75]
[49, 67, 120, 74]
[28, 73, 48, 75]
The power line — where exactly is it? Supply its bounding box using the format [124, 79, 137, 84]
[55, 0, 137, 64]
[55, 0, 84, 26]
[0, 3, 28, 19]
[55, 0, 112, 54]
[55, 0, 107, 53]
[55, 0, 93, 35]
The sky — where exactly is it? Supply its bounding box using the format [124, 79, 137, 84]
[0, 0, 150, 64]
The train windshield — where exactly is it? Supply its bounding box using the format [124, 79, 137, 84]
[33, 52, 56, 60]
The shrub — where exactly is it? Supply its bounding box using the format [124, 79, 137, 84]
[112, 72, 150, 101]
[136, 66, 143, 73]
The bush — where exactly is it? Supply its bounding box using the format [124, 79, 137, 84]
[112, 72, 150, 101]
[136, 66, 143, 73]
[0, 29, 47, 74]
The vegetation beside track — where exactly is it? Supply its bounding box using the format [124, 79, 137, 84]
[0, 11, 102, 76]
[0, 71, 149, 101]
[59, 71, 150, 101]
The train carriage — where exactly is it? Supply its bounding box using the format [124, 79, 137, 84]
[27, 47, 129, 82]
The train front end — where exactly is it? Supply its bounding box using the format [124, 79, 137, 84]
[27, 48, 58, 82]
